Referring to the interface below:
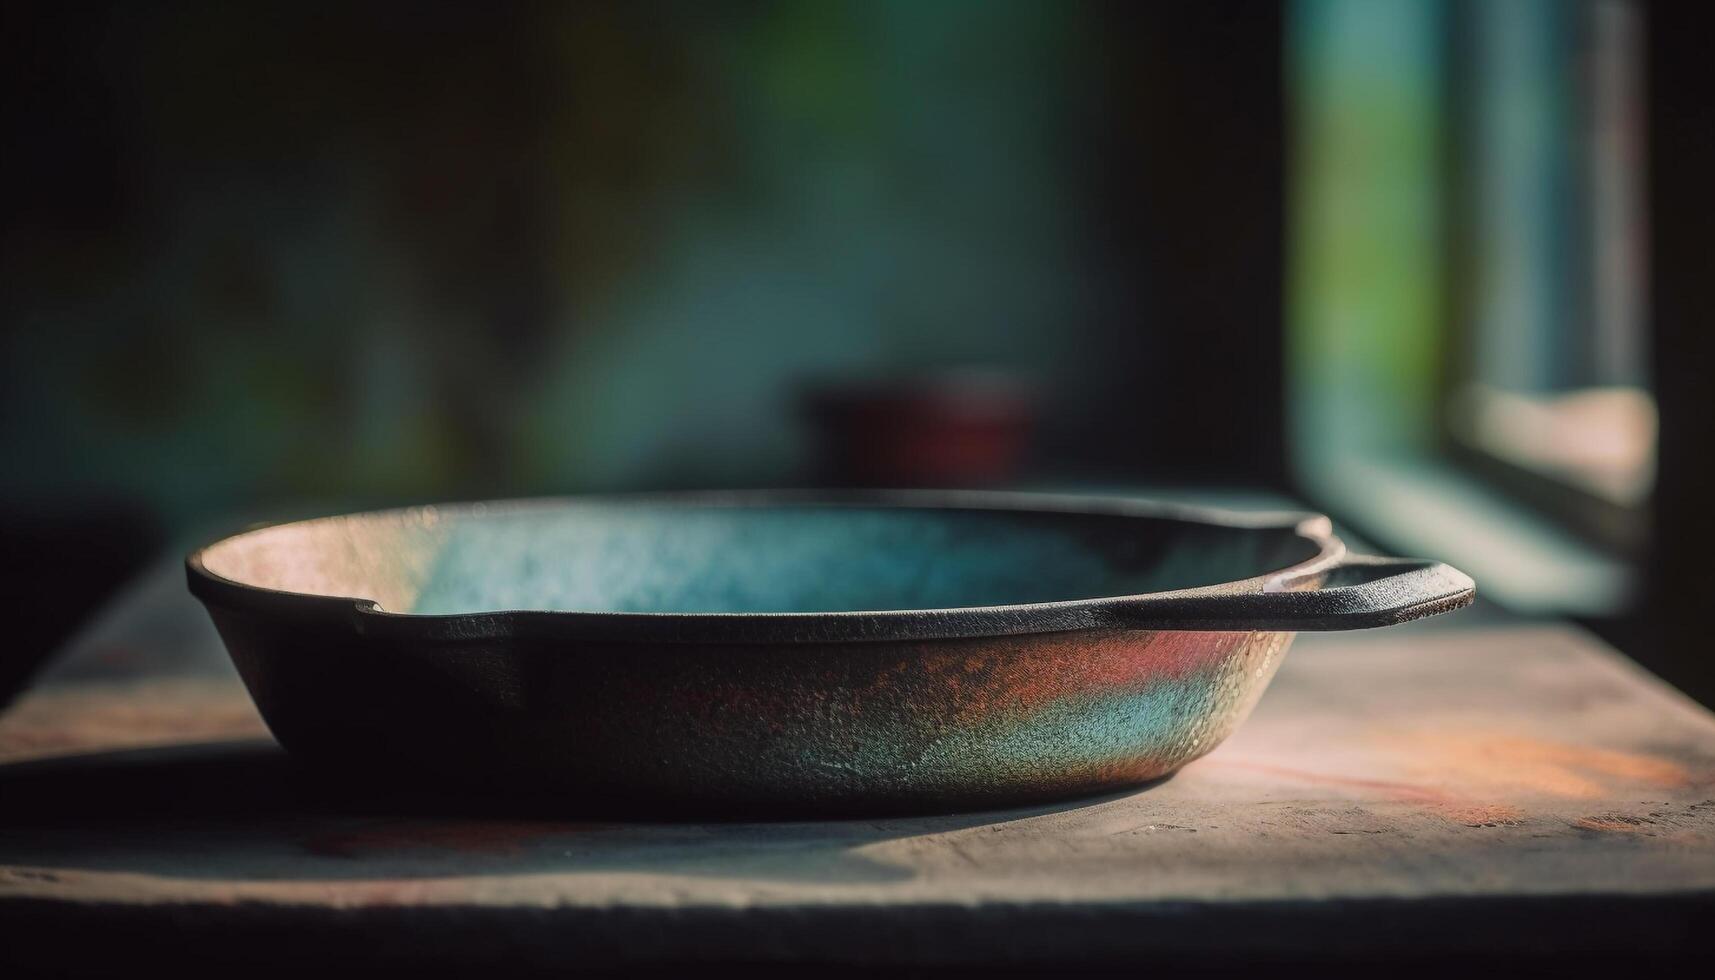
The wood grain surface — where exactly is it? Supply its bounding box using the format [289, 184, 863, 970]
[2, 559, 1712, 968]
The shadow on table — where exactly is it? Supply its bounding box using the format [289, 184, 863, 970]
[0, 739, 1165, 884]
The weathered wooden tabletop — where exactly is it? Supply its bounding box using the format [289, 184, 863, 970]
[3, 558, 1713, 970]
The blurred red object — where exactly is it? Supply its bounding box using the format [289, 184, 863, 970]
[802, 370, 1036, 487]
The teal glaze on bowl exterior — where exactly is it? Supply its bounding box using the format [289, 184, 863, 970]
[187, 491, 1473, 815]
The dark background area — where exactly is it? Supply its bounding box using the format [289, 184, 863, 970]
[1644, 0, 1714, 709]
[2, 1, 1283, 504]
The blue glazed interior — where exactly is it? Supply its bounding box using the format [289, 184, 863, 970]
[201, 502, 1318, 615]
[405, 505, 1311, 615]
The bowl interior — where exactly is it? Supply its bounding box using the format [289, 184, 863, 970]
[198, 501, 1319, 615]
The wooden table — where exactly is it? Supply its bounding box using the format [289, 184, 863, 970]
[3, 558, 1713, 971]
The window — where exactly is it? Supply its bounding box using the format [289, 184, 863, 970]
[1443, 0, 1652, 554]
[1288, 0, 1649, 616]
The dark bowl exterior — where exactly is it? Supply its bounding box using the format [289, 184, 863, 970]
[203, 598, 1291, 815]
[188, 491, 1474, 816]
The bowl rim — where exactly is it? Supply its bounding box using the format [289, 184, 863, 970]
[185, 489, 1351, 645]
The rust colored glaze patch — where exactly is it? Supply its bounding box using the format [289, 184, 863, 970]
[913, 630, 1256, 726]
[603, 630, 1273, 732]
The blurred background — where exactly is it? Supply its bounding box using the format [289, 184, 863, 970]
[3, 1, 1710, 701]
